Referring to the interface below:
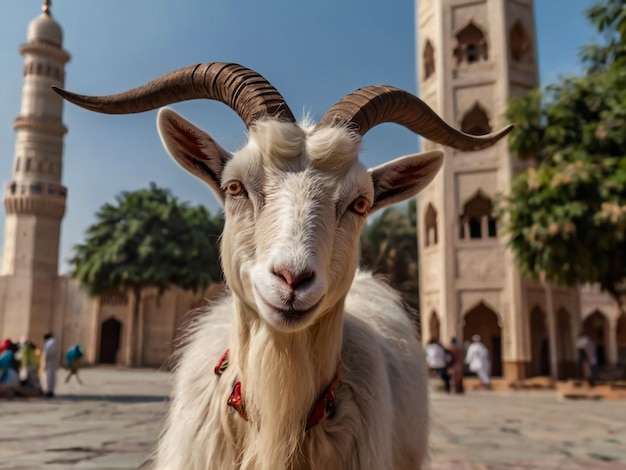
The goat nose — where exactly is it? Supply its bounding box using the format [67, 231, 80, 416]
[273, 265, 315, 290]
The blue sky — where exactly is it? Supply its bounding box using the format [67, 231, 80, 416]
[0, 0, 599, 274]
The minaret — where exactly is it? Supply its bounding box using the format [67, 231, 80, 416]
[416, 0, 542, 381]
[0, 0, 70, 341]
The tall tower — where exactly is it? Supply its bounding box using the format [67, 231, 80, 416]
[416, 0, 556, 381]
[1, 1, 70, 341]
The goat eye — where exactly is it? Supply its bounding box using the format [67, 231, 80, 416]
[225, 180, 244, 196]
[350, 196, 371, 215]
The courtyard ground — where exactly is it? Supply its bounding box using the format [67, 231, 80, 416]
[0, 368, 625, 469]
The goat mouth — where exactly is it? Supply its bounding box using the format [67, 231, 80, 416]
[260, 295, 325, 323]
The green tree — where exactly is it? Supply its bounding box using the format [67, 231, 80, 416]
[500, 0, 626, 315]
[360, 199, 419, 315]
[70, 182, 224, 364]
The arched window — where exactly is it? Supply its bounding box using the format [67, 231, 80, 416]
[429, 311, 441, 342]
[454, 22, 488, 66]
[424, 203, 438, 246]
[510, 20, 532, 62]
[461, 103, 491, 136]
[459, 191, 497, 240]
[423, 40, 435, 80]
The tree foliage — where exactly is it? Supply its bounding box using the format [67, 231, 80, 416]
[71, 182, 223, 297]
[360, 199, 419, 314]
[500, 0, 626, 313]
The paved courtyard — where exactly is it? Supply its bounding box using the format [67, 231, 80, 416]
[0, 369, 625, 469]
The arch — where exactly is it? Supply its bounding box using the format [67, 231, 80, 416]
[556, 308, 576, 378]
[461, 103, 492, 136]
[454, 21, 488, 65]
[510, 20, 533, 62]
[99, 317, 122, 364]
[459, 191, 497, 240]
[616, 313, 626, 364]
[423, 40, 435, 80]
[529, 306, 550, 376]
[583, 310, 609, 366]
[429, 311, 441, 342]
[463, 302, 502, 376]
[424, 203, 438, 246]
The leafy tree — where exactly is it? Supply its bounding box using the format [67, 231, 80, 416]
[500, 0, 626, 315]
[360, 199, 419, 315]
[70, 182, 224, 364]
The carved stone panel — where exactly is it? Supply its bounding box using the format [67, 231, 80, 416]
[456, 246, 505, 281]
[422, 249, 441, 294]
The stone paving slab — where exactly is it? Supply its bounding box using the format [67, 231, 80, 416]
[0, 369, 169, 469]
[428, 389, 626, 469]
[1, 369, 625, 469]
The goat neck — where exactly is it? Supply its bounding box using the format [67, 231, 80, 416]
[229, 295, 344, 469]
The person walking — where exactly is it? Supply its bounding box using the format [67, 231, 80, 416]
[64, 344, 84, 384]
[576, 333, 597, 386]
[465, 334, 491, 388]
[447, 337, 464, 394]
[426, 337, 451, 393]
[42, 332, 60, 397]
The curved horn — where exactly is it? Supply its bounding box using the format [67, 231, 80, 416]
[318, 85, 512, 151]
[52, 63, 295, 127]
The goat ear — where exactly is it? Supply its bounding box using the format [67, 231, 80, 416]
[368, 150, 443, 214]
[157, 108, 232, 202]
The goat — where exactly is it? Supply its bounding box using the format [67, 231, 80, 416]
[54, 63, 510, 470]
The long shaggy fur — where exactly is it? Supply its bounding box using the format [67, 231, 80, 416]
[152, 272, 428, 470]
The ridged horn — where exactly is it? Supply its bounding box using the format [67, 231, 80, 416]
[52, 62, 295, 127]
[318, 85, 512, 151]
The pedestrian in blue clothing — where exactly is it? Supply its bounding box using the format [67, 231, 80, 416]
[64, 344, 84, 384]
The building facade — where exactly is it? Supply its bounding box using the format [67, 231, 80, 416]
[416, 0, 625, 380]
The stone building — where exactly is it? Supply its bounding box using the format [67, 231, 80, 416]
[0, 2, 221, 368]
[416, 0, 625, 381]
[0, 2, 624, 375]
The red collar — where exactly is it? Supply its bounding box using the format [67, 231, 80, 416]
[214, 349, 339, 430]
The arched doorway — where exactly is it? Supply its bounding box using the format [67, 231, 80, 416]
[617, 314, 626, 364]
[428, 311, 441, 342]
[529, 306, 550, 376]
[463, 302, 502, 377]
[556, 308, 575, 379]
[583, 310, 609, 366]
[99, 317, 122, 364]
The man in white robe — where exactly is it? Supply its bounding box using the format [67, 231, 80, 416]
[465, 334, 491, 387]
[42, 332, 60, 397]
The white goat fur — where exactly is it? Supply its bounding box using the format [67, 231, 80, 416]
[151, 112, 443, 470]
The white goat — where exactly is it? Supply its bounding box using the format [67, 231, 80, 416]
[55, 63, 510, 470]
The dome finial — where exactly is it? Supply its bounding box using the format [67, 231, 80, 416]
[42, 0, 51, 15]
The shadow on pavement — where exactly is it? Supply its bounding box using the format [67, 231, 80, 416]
[53, 394, 170, 403]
